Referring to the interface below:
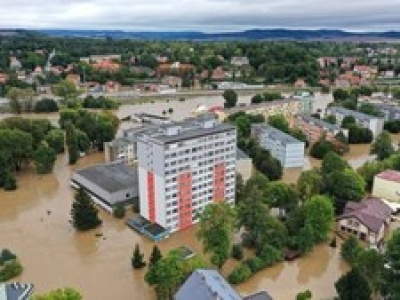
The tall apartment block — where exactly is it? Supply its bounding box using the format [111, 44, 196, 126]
[137, 115, 237, 233]
[326, 106, 384, 138]
[251, 124, 305, 168]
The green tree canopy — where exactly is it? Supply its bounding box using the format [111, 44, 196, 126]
[370, 131, 395, 161]
[70, 188, 102, 231]
[304, 195, 334, 242]
[223, 89, 238, 108]
[197, 203, 236, 268]
[335, 268, 371, 300]
[32, 288, 82, 300]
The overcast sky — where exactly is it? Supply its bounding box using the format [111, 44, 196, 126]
[1, 0, 400, 32]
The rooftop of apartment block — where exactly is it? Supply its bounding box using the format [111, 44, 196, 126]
[327, 106, 384, 121]
[252, 123, 304, 146]
[298, 114, 342, 131]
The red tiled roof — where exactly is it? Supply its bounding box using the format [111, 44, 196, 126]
[376, 170, 400, 183]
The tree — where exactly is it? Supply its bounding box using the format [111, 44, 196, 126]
[348, 126, 373, 144]
[6, 87, 34, 114]
[70, 188, 102, 231]
[0, 129, 33, 171]
[149, 245, 163, 267]
[132, 244, 146, 269]
[357, 160, 385, 191]
[231, 244, 243, 260]
[0, 259, 23, 282]
[112, 204, 126, 219]
[34, 98, 59, 113]
[45, 129, 65, 154]
[3, 172, 17, 191]
[265, 181, 299, 216]
[356, 249, 384, 294]
[295, 223, 315, 255]
[382, 229, 400, 299]
[296, 290, 312, 300]
[335, 268, 371, 300]
[197, 203, 236, 268]
[333, 89, 350, 101]
[309, 138, 338, 159]
[370, 131, 395, 161]
[268, 114, 290, 133]
[324, 169, 366, 213]
[251, 94, 264, 104]
[296, 169, 322, 201]
[34, 142, 57, 174]
[32, 288, 82, 300]
[324, 115, 337, 124]
[304, 195, 334, 242]
[358, 103, 383, 117]
[53, 80, 79, 99]
[223, 89, 238, 108]
[341, 116, 357, 129]
[341, 236, 363, 265]
[321, 151, 349, 175]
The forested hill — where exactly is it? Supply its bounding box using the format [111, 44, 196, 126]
[37, 29, 400, 41]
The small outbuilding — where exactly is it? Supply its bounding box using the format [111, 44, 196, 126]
[372, 170, 400, 203]
[71, 163, 139, 212]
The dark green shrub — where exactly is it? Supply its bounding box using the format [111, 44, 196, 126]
[113, 204, 126, 219]
[227, 265, 251, 284]
[231, 244, 243, 260]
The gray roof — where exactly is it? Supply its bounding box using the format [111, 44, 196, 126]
[243, 292, 273, 300]
[139, 115, 236, 144]
[252, 124, 303, 146]
[237, 148, 250, 160]
[327, 106, 383, 121]
[75, 163, 138, 194]
[175, 269, 242, 300]
[0, 283, 34, 300]
[298, 114, 341, 131]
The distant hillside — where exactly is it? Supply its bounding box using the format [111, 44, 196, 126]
[36, 28, 400, 41]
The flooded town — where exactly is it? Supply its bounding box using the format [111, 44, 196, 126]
[2, 29, 400, 300]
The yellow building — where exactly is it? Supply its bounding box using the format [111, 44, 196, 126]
[372, 170, 400, 203]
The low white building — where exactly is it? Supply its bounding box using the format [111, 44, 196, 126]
[372, 170, 400, 203]
[71, 163, 139, 212]
[251, 124, 305, 168]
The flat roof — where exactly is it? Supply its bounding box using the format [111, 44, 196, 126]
[237, 148, 250, 160]
[75, 163, 138, 194]
[298, 114, 341, 131]
[376, 170, 400, 183]
[328, 106, 384, 121]
[138, 115, 236, 145]
[252, 124, 303, 146]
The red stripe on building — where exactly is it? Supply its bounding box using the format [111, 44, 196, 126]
[147, 172, 156, 223]
[213, 162, 226, 202]
[178, 171, 193, 230]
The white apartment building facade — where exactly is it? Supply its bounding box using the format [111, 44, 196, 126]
[326, 106, 384, 138]
[137, 115, 237, 233]
[251, 124, 305, 168]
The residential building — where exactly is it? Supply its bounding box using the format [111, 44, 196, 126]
[9, 57, 22, 70]
[0, 73, 8, 84]
[156, 62, 194, 77]
[162, 75, 182, 88]
[104, 125, 158, 164]
[66, 74, 81, 87]
[0, 283, 34, 300]
[326, 106, 384, 137]
[251, 124, 305, 168]
[105, 80, 121, 93]
[230, 56, 250, 67]
[175, 269, 272, 300]
[294, 115, 348, 143]
[236, 149, 252, 182]
[337, 197, 392, 244]
[221, 98, 301, 121]
[71, 163, 139, 212]
[372, 170, 400, 203]
[130, 113, 171, 125]
[375, 104, 400, 121]
[137, 114, 237, 233]
[93, 59, 121, 72]
[80, 54, 121, 63]
[292, 92, 314, 114]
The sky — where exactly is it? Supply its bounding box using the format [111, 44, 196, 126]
[1, 0, 400, 32]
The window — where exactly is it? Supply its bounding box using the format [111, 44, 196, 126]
[126, 193, 130, 198]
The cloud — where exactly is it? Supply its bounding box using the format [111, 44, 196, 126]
[1, 0, 399, 31]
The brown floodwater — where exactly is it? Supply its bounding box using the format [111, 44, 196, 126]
[1, 151, 349, 300]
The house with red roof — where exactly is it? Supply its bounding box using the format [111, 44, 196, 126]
[337, 197, 392, 244]
[0, 73, 9, 84]
[372, 170, 400, 203]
